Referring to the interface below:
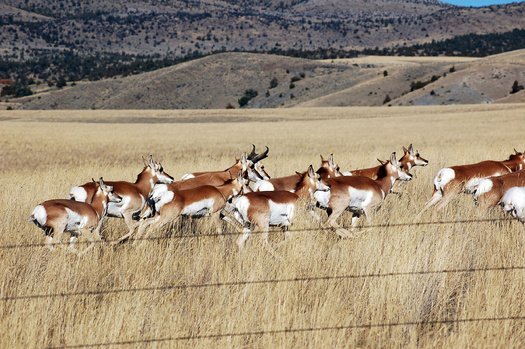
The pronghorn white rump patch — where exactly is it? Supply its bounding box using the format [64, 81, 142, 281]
[253, 180, 275, 192]
[473, 178, 494, 198]
[268, 200, 295, 226]
[502, 187, 525, 220]
[30, 205, 47, 226]
[181, 198, 215, 217]
[69, 186, 88, 202]
[434, 168, 455, 191]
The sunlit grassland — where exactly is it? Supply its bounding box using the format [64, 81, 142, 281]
[1, 104, 525, 348]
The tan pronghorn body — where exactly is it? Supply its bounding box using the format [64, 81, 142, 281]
[346, 144, 428, 179]
[419, 150, 525, 215]
[180, 145, 269, 181]
[253, 173, 301, 192]
[315, 153, 412, 237]
[69, 156, 174, 243]
[231, 165, 330, 252]
[135, 171, 246, 243]
[473, 169, 525, 209]
[29, 179, 121, 256]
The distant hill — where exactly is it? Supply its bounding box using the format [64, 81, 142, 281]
[9, 49, 525, 110]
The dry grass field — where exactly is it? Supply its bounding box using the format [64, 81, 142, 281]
[2, 104, 525, 348]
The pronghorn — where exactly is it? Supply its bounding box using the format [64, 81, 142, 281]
[69, 156, 174, 243]
[230, 165, 330, 252]
[29, 178, 121, 256]
[501, 186, 525, 221]
[314, 153, 412, 237]
[344, 144, 428, 179]
[316, 154, 342, 180]
[253, 154, 339, 192]
[473, 169, 525, 210]
[134, 170, 247, 244]
[180, 145, 269, 181]
[419, 149, 525, 215]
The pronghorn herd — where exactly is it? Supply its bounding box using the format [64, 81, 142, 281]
[28, 145, 525, 256]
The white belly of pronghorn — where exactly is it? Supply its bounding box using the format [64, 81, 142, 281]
[181, 198, 215, 217]
[268, 200, 295, 226]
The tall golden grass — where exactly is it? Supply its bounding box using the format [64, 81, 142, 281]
[1, 105, 525, 348]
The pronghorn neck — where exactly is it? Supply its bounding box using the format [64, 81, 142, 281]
[216, 180, 241, 200]
[294, 172, 314, 200]
[375, 164, 397, 196]
[502, 155, 525, 172]
[90, 191, 109, 220]
[135, 166, 158, 196]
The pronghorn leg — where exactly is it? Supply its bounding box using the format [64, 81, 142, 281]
[211, 211, 223, 234]
[76, 225, 104, 257]
[68, 236, 81, 255]
[435, 188, 460, 211]
[417, 190, 443, 218]
[45, 235, 55, 251]
[237, 226, 251, 250]
[260, 225, 281, 260]
[112, 212, 139, 245]
[133, 215, 162, 246]
[326, 207, 353, 238]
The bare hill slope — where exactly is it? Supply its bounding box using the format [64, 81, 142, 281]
[12, 49, 525, 110]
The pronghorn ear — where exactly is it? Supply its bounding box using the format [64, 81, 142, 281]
[99, 177, 106, 191]
[148, 155, 155, 167]
[329, 154, 335, 167]
[390, 152, 398, 165]
[408, 144, 414, 154]
[320, 154, 325, 161]
[92, 178, 97, 186]
[403, 146, 408, 154]
[515, 148, 519, 155]
[237, 170, 243, 182]
[308, 165, 315, 177]
[377, 159, 387, 165]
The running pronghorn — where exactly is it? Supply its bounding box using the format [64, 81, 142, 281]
[501, 186, 525, 222]
[419, 149, 525, 215]
[180, 145, 269, 181]
[316, 154, 342, 180]
[253, 154, 339, 192]
[134, 170, 247, 244]
[314, 153, 412, 237]
[344, 144, 428, 179]
[230, 165, 330, 253]
[69, 156, 174, 243]
[29, 178, 121, 256]
[473, 169, 525, 210]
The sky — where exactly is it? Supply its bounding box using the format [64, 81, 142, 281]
[440, 0, 523, 6]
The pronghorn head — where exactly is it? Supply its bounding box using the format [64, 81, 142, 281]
[401, 144, 429, 169]
[387, 152, 412, 182]
[317, 154, 342, 180]
[241, 152, 264, 183]
[296, 165, 330, 199]
[92, 178, 122, 207]
[507, 149, 525, 171]
[254, 162, 271, 180]
[142, 155, 174, 184]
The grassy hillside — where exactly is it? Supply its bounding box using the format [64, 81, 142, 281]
[8, 49, 525, 110]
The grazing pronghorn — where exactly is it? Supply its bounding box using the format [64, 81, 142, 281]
[473, 169, 525, 210]
[314, 153, 412, 237]
[316, 154, 342, 180]
[230, 165, 330, 252]
[180, 145, 269, 181]
[134, 170, 247, 244]
[501, 187, 525, 221]
[69, 156, 174, 243]
[419, 149, 525, 215]
[344, 144, 428, 179]
[29, 178, 122, 256]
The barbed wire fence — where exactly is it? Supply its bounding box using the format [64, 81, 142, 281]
[3, 217, 525, 347]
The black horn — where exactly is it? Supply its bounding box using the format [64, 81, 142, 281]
[251, 146, 269, 163]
